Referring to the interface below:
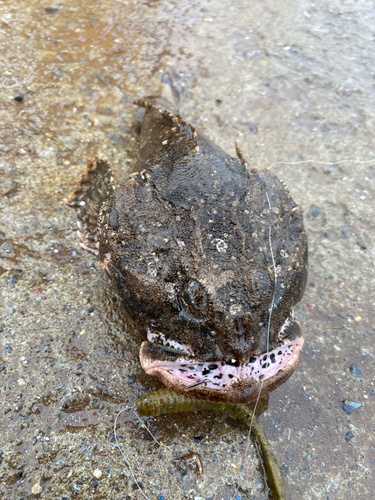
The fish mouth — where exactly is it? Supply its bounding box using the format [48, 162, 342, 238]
[139, 317, 304, 404]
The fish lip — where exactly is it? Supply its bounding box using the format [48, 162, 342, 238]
[139, 324, 304, 405]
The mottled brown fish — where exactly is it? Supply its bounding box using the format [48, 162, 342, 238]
[66, 77, 308, 405]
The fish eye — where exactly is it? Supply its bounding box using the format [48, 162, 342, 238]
[181, 280, 207, 316]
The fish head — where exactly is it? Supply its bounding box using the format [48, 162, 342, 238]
[100, 164, 308, 404]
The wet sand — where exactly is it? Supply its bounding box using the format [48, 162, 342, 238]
[0, 1, 374, 498]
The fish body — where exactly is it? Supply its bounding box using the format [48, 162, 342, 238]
[66, 82, 307, 404]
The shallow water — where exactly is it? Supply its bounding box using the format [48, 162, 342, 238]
[0, 0, 374, 499]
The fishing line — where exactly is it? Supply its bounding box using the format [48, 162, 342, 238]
[233, 155, 375, 494]
[113, 404, 162, 500]
[267, 158, 375, 170]
[230, 191, 277, 500]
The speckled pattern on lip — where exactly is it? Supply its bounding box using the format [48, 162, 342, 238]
[143, 328, 304, 391]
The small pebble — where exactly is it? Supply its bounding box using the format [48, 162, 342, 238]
[93, 468, 102, 479]
[44, 6, 60, 14]
[31, 479, 43, 494]
[345, 431, 354, 442]
[280, 464, 289, 476]
[342, 401, 361, 415]
[13, 93, 24, 103]
[348, 363, 362, 379]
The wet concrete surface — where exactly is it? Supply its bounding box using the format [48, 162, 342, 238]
[0, 0, 374, 498]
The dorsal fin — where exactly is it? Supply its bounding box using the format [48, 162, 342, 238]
[235, 141, 257, 173]
[65, 158, 115, 255]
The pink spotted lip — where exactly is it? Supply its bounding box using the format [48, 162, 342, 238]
[139, 324, 304, 404]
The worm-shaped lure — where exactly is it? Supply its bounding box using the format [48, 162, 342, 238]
[136, 388, 286, 500]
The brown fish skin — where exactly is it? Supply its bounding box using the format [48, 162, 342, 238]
[66, 79, 308, 405]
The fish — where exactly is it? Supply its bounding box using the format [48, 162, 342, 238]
[66, 75, 308, 405]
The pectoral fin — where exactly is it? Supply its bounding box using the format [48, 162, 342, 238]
[65, 157, 115, 256]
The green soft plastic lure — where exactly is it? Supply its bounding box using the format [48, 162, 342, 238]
[136, 388, 286, 500]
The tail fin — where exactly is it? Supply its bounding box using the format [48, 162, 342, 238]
[157, 72, 181, 111]
[65, 157, 115, 256]
[136, 71, 185, 115]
